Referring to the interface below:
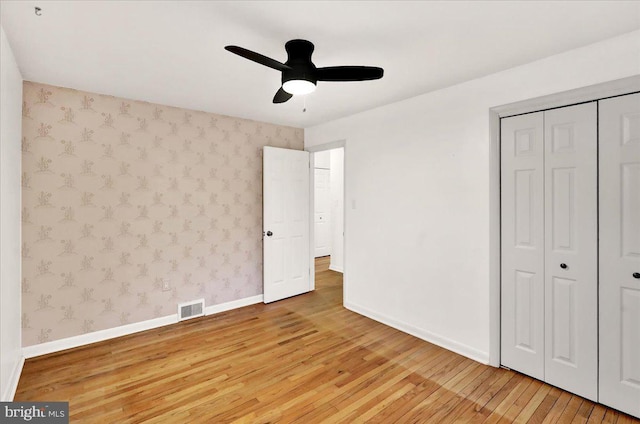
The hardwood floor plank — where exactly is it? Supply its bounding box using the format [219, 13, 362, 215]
[336, 380, 416, 423]
[541, 391, 574, 424]
[587, 405, 609, 424]
[451, 370, 518, 423]
[528, 387, 563, 423]
[400, 366, 496, 422]
[514, 385, 553, 423]
[603, 408, 621, 423]
[14, 257, 639, 423]
[439, 369, 514, 422]
[368, 356, 474, 423]
[495, 379, 545, 423]
[572, 401, 596, 424]
[482, 375, 534, 424]
[558, 396, 586, 424]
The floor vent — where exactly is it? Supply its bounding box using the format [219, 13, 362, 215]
[178, 298, 205, 321]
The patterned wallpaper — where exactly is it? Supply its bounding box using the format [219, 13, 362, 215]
[21, 81, 303, 347]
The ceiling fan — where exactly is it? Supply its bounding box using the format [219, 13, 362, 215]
[224, 39, 384, 104]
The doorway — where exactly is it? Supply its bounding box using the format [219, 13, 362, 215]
[306, 141, 346, 295]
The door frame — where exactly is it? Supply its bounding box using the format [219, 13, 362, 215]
[305, 140, 346, 294]
[488, 75, 640, 367]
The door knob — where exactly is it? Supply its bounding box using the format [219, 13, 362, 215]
[634, 272, 640, 279]
[560, 263, 568, 269]
[266, 231, 273, 237]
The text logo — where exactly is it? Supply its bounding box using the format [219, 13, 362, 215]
[0, 402, 68, 423]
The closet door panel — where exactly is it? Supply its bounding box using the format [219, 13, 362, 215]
[599, 93, 640, 418]
[544, 102, 598, 401]
[501, 112, 545, 379]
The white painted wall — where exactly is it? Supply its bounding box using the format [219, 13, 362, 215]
[0, 26, 24, 400]
[329, 148, 344, 272]
[305, 30, 640, 363]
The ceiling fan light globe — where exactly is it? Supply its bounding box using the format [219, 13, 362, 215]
[282, 79, 316, 95]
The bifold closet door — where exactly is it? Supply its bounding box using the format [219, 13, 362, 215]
[599, 93, 640, 418]
[543, 102, 598, 401]
[501, 103, 598, 401]
[501, 112, 545, 380]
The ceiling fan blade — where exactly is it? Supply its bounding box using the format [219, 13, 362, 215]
[316, 66, 384, 81]
[225, 45, 291, 72]
[273, 87, 293, 104]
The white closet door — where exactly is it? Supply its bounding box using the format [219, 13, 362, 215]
[501, 112, 545, 379]
[314, 168, 331, 258]
[599, 93, 640, 418]
[543, 102, 598, 401]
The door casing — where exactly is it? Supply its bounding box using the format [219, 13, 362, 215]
[305, 140, 347, 296]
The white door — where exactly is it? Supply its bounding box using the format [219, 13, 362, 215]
[314, 168, 331, 257]
[263, 147, 310, 303]
[599, 93, 640, 418]
[501, 112, 545, 380]
[543, 103, 598, 401]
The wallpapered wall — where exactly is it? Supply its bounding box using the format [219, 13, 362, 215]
[21, 81, 303, 347]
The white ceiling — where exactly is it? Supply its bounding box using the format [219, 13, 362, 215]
[1, 1, 639, 128]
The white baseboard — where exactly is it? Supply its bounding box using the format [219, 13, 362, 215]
[344, 300, 490, 365]
[2, 356, 25, 401]
[205, 295, 263, 315]
[23, 295, 264, 359]
[23, 314, 179, 359]
[329, 265, 343, 273]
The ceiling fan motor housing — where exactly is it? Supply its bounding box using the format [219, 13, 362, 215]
[282, 39, 318, 85]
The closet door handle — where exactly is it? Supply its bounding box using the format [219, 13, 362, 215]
[633, 272, 640, 279]
[560, 263, 568, 269]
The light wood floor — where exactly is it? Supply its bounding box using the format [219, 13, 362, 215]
[16, 256, 639, 423]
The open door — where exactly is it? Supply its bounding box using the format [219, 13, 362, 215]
[263, 146, 310, 303]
